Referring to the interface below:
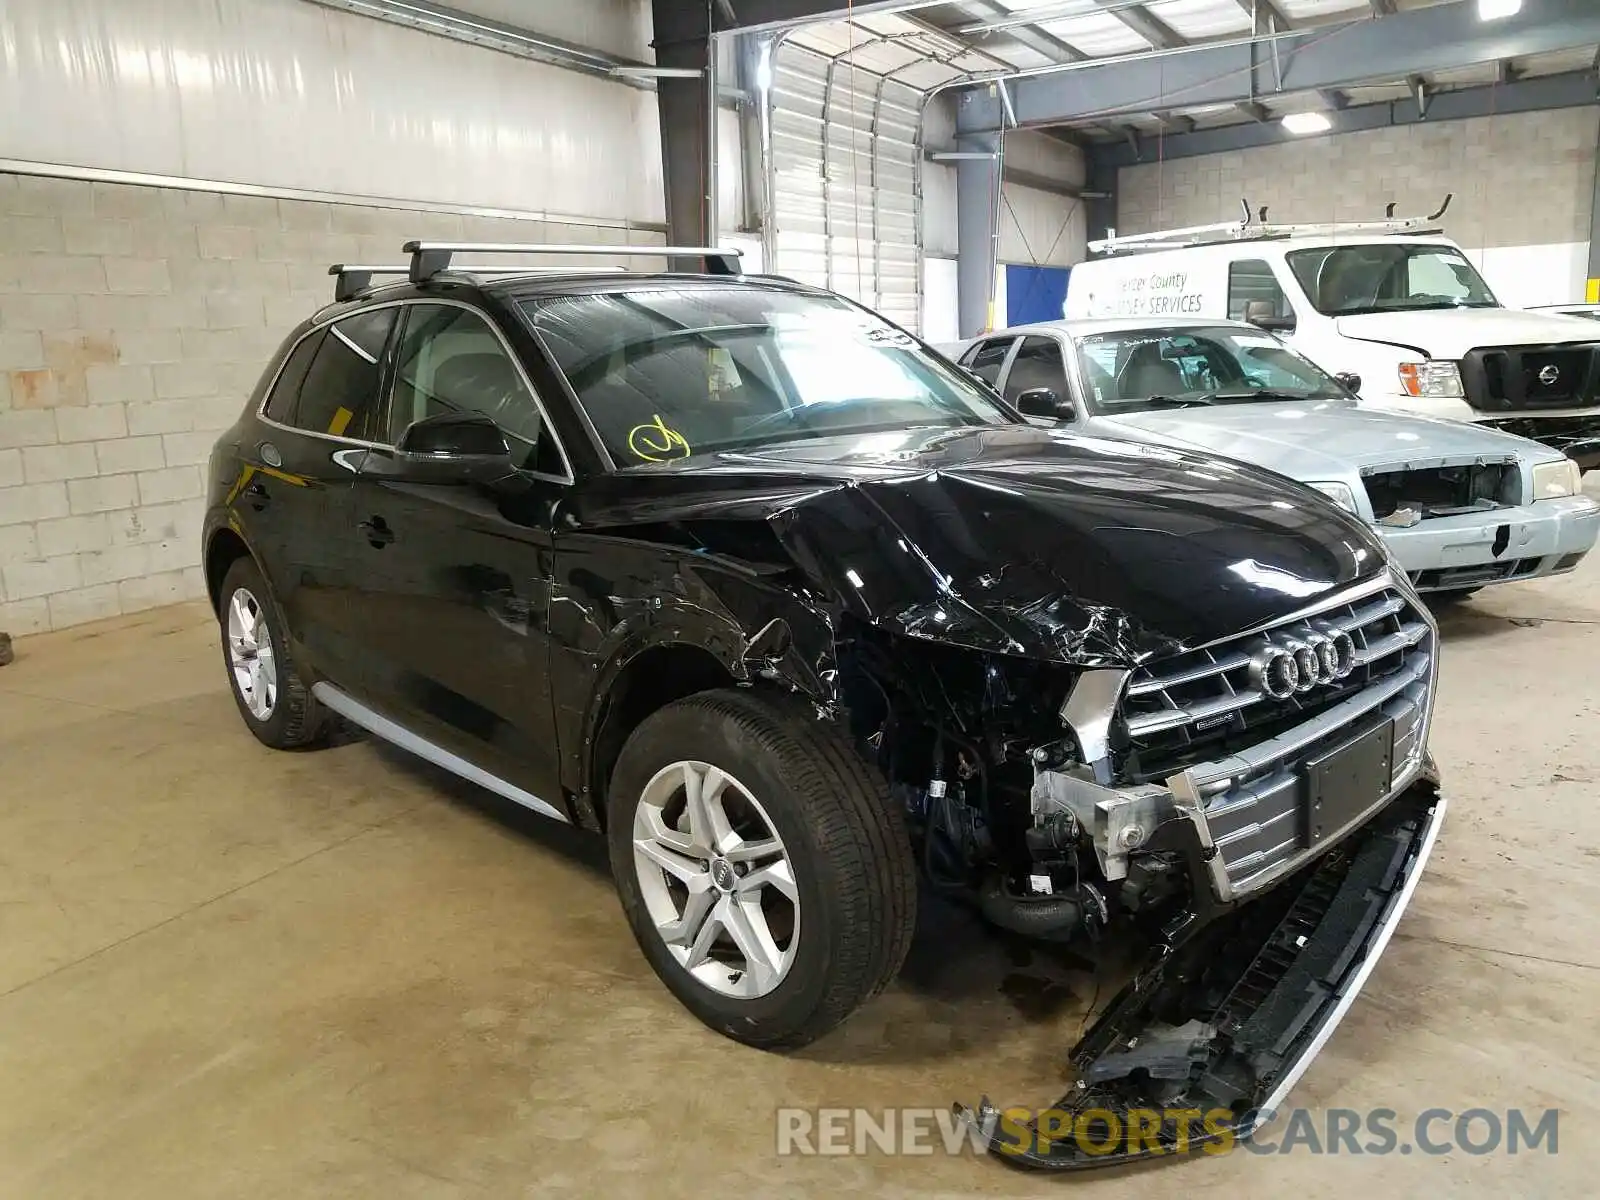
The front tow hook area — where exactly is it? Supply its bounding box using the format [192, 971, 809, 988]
[956, 787, 1446, 1170]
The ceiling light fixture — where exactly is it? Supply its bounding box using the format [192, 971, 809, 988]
[1477, 0, 1523, 19]
[1281, 111, 1333, 135]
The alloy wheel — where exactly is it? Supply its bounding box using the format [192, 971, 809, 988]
[631, 760, 799, 999]
[226, 587, 278, 721]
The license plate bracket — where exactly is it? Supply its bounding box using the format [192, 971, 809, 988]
[1303, 719, 1396, 846]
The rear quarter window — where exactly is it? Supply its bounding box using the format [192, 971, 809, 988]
[293, 309, 398, 441]
[262, 331, 324, 425]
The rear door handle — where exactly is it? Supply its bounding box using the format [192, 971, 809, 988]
[359, 517, 396, 548]
[244, 481, 270, 511]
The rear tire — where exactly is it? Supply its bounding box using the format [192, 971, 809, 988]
[606, 688, 916, 1049]
[218, 557, 327, 750]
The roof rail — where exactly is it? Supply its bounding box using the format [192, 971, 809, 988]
[328, 261, 632, 301]
[1090, 194, 1454, 256]
[401, 240, 743, 284]
[328, 265, 410, 303]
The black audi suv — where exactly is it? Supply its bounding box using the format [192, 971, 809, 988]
[202, 243, 1446, 1168]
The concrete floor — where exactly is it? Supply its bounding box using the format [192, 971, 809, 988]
[3, 545, 1599, 1198]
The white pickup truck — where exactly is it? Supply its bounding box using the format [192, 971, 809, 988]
[1065, 208, 1600, 472]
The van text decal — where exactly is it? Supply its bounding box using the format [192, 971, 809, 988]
[1098, 270, 1204, 317]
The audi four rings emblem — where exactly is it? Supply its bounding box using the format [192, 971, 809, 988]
[1538, 364, 1561, 386]
[1248, 628, 1357, 700]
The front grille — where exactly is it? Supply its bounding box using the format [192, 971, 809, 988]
[1121, 580, 1435, 897]
[1462, 343, 1600, 412]
[1122, 587, 1429, 778]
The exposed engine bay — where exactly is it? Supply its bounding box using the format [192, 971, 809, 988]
[1363, 458, 1517, 524]
[833, 579, 1443, 1167]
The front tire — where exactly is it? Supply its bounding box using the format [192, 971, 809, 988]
[218, 557, 326, 750]
[606, 688, 916, 1049]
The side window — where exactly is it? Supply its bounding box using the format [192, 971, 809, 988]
[1227, 259, 1294, 326]
[1002, 336, 1069, 405]
[262, 331, 324, 424]
[962, 338, 1013, 386]
[390, 304, 564, 476]
[294, 309, 397, 441]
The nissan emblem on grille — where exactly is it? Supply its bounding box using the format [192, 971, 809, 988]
[1538, 364, 1561, 386]
[1247, 629, 1357, 700]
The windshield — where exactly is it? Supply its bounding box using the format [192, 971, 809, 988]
[1286, 243, 1499, 315]
[1075, 325, 1348, 414]
[519, 286, 1008, 464]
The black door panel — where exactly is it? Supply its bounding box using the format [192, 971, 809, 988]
[346, 473, 565, 802]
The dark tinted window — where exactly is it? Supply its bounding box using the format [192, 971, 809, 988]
[295, 309, 397, 440]
[963, 338, 1013, 385]
[1002, 336, 1067, 402]
[389, 304, 563, 475]
[262, 331, 324, 424]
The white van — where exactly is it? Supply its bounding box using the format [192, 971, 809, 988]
[1064, 208, 1600, 470]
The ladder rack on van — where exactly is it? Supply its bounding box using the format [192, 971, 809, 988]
[1089, 195, 1453, 256]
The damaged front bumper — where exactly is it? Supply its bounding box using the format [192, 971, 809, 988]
[1380, 494, 1599, 593]
[959, 782, 1446, 1170]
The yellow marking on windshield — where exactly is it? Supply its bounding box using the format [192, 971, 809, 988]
[627, 414, 691, 462]
[326, 406, 354, 436]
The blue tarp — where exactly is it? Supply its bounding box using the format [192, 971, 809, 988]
[1006, 264, 1070, 327]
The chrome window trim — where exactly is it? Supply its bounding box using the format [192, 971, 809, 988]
[255, 297, 576, 485]
[330, 323, 378, 365]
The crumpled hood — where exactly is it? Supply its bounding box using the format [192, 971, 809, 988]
[571, 424, 1383, 667]
[1099, 399, 1545, 478]
[1335, 307, 1600, 358]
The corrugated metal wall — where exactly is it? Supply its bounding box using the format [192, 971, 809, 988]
[0, 0, 663, 227]
[768, 45, 922, 332]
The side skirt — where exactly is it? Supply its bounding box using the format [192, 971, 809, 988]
[311, 682, 570, 825]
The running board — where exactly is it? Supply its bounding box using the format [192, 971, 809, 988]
[311, 682, 569, 824]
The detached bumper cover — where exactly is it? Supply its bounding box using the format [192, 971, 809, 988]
[1378, 495, 1599, 591]
[962, 786, 1446, 1170]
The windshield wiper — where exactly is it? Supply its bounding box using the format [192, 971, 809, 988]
[1136, 395, 1215, 408]
[1197, 389, 1326, 404]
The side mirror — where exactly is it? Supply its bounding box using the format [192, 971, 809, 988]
[1244, 300, 1295, 333]
[1014, 388, 1074, 422]
[1335, 371, 1362, 393]
[362, 412, 517, 486]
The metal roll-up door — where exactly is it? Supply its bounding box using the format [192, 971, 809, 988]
[768, 44, 923, 332]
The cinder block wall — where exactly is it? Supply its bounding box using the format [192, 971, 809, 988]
[0, 172, 638, 635]
[1117, 108, 1598, 248]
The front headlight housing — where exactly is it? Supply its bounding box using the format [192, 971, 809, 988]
[1531, 457, 1582, 500]
[1398, 360, 1465, 398]
[1305, 480, 1359, 513]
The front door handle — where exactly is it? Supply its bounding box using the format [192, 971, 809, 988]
[244, 482, 270, 511]
[358, 516, 396, 548]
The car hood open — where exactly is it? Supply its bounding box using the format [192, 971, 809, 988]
[567, 423, 1382, 668]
